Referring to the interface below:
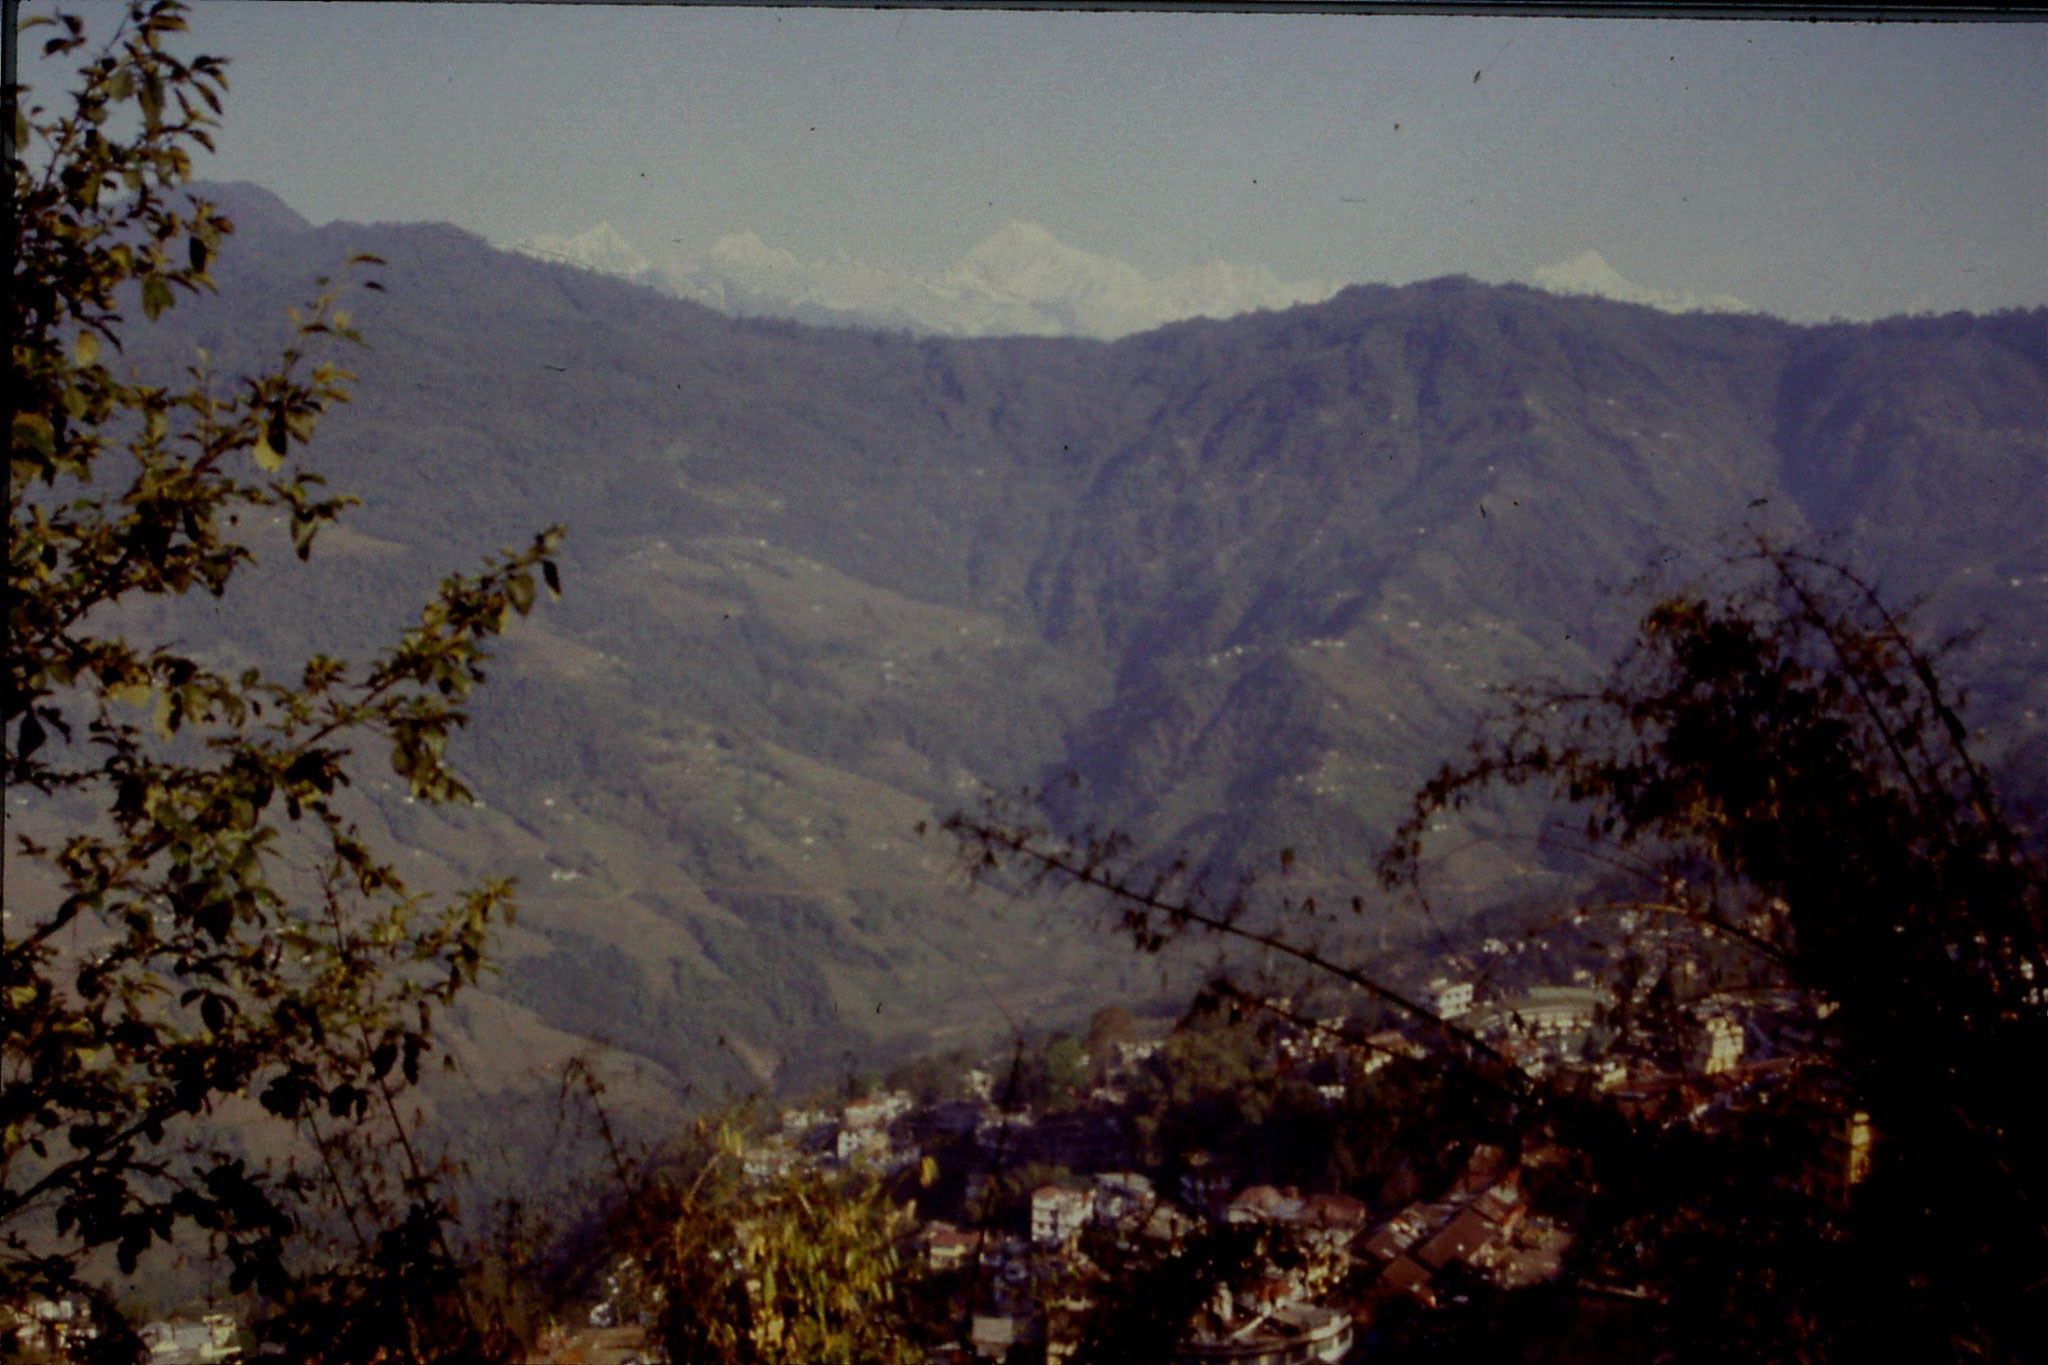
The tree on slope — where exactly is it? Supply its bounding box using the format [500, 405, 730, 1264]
[5, 4, 559, 1356]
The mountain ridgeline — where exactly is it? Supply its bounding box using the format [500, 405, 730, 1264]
[119, 183, 2048, 1140]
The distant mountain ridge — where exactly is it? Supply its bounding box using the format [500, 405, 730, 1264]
[94, 183, 2047, 1159]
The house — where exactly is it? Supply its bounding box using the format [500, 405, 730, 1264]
[1470, 1179, 1524, 1231]
[1091, 1171, 1155, 1229]
[1479, 1216, 1575, 1290]
[1141, 1201, 1200, 1243]
[1690, 1012, 1745, 1075]
[1379, 1253, 1437, 1304]
[835, 1122, 890, 1164]
[1300, 1193, 1372, 1249]
[740, 1138, 796, 1182]
[1031, 1185, 1091, 1247]
[1225, 1184, 1305, 1226]
[843, 1090, 912, 1130]
[1348, 1028, 1425, 1080]
[1358, 1202, 1438, 1263]
[923, 1221, 985, 1272]
[1451, 1144, 1509, 1197]
[139, 1316, 240, 1363]
[1303, 1192, 1369, 1227]
[1416, 1207, 1498, 1272]
[969, 1313, 1022, 1360]
[1493, 986, 1601, 1041]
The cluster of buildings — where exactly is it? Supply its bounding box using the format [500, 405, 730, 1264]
[0, 1298, 98, 1361]
[1356, 1144, 1573, 1306]
[0, 1303, 244, 1365]
[922, 1170, 1364, 1364]
[536, 925, 1859, 1364]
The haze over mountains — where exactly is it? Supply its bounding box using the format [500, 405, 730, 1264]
[73, 182, 2047, 1162]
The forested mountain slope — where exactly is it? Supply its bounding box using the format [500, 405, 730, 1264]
[87, 182, 2046, 1149]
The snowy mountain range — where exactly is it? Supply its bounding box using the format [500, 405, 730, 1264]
[511, 220, 1344, 339]
[508, 223, 1755, 338]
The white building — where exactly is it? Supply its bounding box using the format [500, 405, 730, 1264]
[835, 1123, 890, 1164]
[1691, 1013, 1745, 1075]
[1031, 1185, 1091, 1247]
[1427, 978, 1475, 1020]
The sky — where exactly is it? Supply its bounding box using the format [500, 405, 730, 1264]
[24, 4, 2048, 330]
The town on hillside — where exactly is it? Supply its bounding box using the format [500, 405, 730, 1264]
[525, 908, 1868, 1365]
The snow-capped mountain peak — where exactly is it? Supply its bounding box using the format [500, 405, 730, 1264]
[1531, 250, 1755, 315]
[510, 221, 655, 281]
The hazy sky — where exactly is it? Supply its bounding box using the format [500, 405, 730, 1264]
[30, 4, 2047, 322]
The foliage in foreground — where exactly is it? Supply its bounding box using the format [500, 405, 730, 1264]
[6, 4, 557, 1355]
[561, 1115, 929, 1365]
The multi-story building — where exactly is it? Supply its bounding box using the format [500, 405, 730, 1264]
[1427, 977, 1476, 1020]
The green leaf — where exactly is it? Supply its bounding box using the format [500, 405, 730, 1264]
[12, 412, 56, 459]
[141, 275, 174, 321]
[252, 434, 283, 473]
